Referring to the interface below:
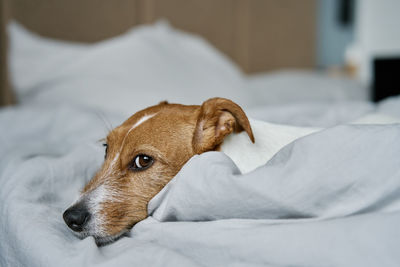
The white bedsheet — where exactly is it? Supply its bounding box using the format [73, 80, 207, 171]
[1, 101, 400, 266]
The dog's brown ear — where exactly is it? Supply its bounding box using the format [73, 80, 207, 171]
[192, 97, 254, 154]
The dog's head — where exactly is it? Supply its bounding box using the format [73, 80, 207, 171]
[63, 98, 254, 245]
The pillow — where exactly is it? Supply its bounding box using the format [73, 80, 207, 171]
[8, 21, 251, 116]
[377, 95, 400, 118]
[245, 70, 369, 106]
[247, 101, 375, 127]
[8, 22, 89, 97]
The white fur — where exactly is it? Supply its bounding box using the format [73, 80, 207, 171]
[86, 184, 124, 236]
[87, 185, 108, 236]
[221, 119, 320, 174]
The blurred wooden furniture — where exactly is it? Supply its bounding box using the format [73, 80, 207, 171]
[0, 0, 14, 105]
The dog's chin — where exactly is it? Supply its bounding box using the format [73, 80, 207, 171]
[94, 230, 128, 246]
[71, 228, 128, 246]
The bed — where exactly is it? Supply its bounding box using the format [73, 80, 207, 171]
[1, 1, 400, 266]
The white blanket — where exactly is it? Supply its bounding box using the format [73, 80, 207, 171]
[1, 100, 400, 266]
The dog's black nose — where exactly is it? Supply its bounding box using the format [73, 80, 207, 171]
[63, 204, 90, 232]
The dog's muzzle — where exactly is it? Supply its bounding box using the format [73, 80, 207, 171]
[63, 202, 91, 232]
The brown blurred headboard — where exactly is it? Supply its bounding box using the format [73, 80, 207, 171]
[0, 0, 316, 106]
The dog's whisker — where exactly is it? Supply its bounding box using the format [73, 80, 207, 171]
[95, 111, 114, 135]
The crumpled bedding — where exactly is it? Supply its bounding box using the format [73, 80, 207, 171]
[1, 101, 400, 267]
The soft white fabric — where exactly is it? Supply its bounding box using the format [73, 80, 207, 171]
[8, 21, 249, 116]
[353, 113, 400, 124]
[377, 95, 400, 118]
[8, 22, 89, 97]
[245, 70, 368, 106]
[222, 111, 400, 174]
[1, 104, 400, 267]
[3, 19, 400, 267]
[246, 101, 373, 127]
[221, 119, 319, 173]
[8, 22, 371, 117]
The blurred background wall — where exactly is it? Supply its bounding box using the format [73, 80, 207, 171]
[316, 0, 355, 68]
[347, 0, 400, 85]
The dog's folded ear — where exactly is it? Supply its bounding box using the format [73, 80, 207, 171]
[192, 97, 255, 154]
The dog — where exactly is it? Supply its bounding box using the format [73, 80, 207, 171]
[63, 97, 317, 245]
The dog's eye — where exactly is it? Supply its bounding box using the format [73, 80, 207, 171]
[130, 154, 153, 171]
[103, 143, 108, 159]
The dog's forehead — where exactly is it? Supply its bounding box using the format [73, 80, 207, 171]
[107, 106, 161, 140]
[112, 104, 197, 134]
[121, 106, 162, 128]
[107, 104, 200, 151]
